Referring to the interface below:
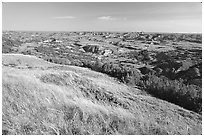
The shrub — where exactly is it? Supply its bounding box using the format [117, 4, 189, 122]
[126, 51, 139, 59]
[81, 59, 142, 85]
[143, 74, 202, 114]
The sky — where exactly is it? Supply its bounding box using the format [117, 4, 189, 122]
[2, 2, 202, 33]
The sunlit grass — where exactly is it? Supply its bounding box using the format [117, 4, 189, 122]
[2, 54, 202, 135]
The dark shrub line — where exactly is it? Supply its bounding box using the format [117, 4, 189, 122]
[143, 74, 202, 114]
[42, 55, 202, 114]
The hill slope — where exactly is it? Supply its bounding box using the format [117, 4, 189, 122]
[2, 54, 202, 135]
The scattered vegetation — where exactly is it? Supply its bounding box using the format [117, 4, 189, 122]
[2, 55, 202, 135]
[143, 74, 202, 114]
[2, 31, 202, 135]
[40, 50, 202, 114]
[2, 37, 22, 53]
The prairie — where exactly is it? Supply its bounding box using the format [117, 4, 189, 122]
[2, 54, 202, 135]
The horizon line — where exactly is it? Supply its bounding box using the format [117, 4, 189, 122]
[2, 30, 202, 34]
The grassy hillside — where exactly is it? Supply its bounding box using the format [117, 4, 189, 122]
[2, 54, 202, 135]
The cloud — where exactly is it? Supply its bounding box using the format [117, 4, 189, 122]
[97, 16, 127, 21]
[97, 16, 115, 20]
[53, 16, 76, 19]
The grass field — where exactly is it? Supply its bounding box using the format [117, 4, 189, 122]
[2, 54, 202, 135]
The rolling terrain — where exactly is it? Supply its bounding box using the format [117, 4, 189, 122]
[2, 54, 202, 135]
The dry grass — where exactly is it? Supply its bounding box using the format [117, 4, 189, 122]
[2, 54, 202, 135]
